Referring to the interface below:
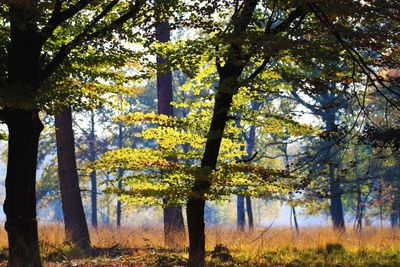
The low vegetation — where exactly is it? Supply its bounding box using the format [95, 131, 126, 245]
[0, 225, 399, 266]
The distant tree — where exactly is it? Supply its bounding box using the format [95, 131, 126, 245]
[55, 108, 91, 251]
[155, 1, 186, 246]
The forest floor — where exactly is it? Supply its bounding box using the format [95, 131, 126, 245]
[0, 225, 399, 266]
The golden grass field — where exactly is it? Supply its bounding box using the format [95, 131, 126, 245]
[0, 224, 400, 266]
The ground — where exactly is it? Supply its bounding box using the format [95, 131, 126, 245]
[0, 225, 399, 266]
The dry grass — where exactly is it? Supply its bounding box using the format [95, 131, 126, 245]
[18, 224, 399, 252]
[0, 224, 400, 266]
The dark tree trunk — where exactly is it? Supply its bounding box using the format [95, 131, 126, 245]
[116, 170, 123, 228]
[4, 3, 45, 265]
[391, 206, 399, 228]
[292, 206, 299, 235]
[163, 201, 186, 246]
[391, 190, 400, 228]
[328, 163, 345, 230]
[355, 178, 363, 230]
[323, 108, 345, 231]
[391, 188, 400, 228]
[155, 6, 185, 246]
[187, 199, 206, 266]
[353, 147, 363, 230]
[186, 1, 258, 265]
[245, 124, 256, 230]
[116, 122, 123, 227]
[4, 109, 43, 267]
[237, 195, 246, 230]
[55, 108, 91, 251]
[391, 154, 400, 228]
[89, 111, 98, 228]
[245, 196, 254, 229]
[187, 91, 234, 267]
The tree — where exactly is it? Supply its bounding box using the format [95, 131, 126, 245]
[88, 110, 98, 228]
[186, 1, 310, 265]
[55, 108, 91, 251]
[155, 2, 186, 246]
[0, 1, 146, 264]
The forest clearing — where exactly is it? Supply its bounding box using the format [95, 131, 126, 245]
[0, 226, 399, 266]
[0, 0, 399, 266]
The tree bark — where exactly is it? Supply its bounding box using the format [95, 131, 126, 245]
[245, 196, 254, 229]
[391, 190, 400, 228]
[116, 121, 123, 227]
[89, 111, 98, 228]
[155, 5, 185, 246]
[116, 170, 123, 228]
[187, 91, 234, 267]
[4, 3, 45, 265]
[328, 163, 345, 230]
[55, 108, 91, 251]
[323, 106, 345, 231]
[292, 206, 299, 235]
[186, 0, 258, 264]
[245, 124, 256, 230]
[237, 195, 246, 230]
[3, 108, 43, 267]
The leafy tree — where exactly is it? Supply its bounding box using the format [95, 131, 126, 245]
[0, 1, 147, 264]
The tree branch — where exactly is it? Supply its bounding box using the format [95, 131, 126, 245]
[41, 0, 94, 39]
[41, 0, 143, 83]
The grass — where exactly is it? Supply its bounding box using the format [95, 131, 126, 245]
[0, 224, 400, 266]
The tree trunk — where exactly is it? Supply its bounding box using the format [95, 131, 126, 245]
[4, 3, 45, 265]
[187, 92, 234, 267]
[55, 108, 91, 251]
[186, 0, 258, 264]
[187, 199, 206, 267]
[155, 7, 185, 246]
[116, 171, 123, 228]
[391, 189, 400, 227]
[292, 206, 299, 235]
[237, 195, 246, 230]
[246, 196, 254, 229]
[116, 122, 123, 227]
[329, 163, 345, 230]
[4, 108, 43, 267]
[89, 111, 98, 228]
[245, 125, 255, 230]
[323, 108, 345, 231]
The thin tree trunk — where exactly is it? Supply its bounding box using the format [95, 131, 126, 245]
[4, 108, 43, 267]
[245, 124, 256, 230]
[292, 206, 299, 235]
[55, 108, 91, 251]
[89, 111, 97, 228]
[237, 195, 246, 230]
[246, 196, 254, 229]
[391, 154, 400, 228]
[391, 190, 400, 228]
[116, 122, 123, 227]
[155, 4, 185, 246]
[353, 147, 363, 230]
[116, 171, 123, 228]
